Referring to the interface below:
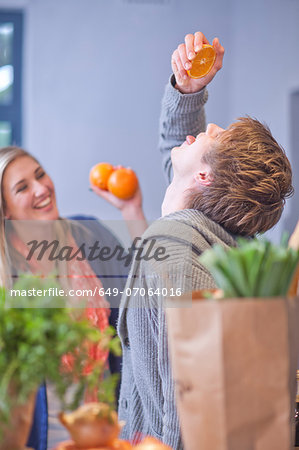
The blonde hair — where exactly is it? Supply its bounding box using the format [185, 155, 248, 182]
[0, 146, 70, 288]
[187, 117, 293, 236]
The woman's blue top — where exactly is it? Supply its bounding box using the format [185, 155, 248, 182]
[26, 216, 128, 449]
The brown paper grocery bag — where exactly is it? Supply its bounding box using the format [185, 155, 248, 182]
[166, 294, 299, 450]
[288, 264, 299, 297]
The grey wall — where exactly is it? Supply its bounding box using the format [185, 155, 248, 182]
[0, 0, 298, 241]
[228, 0, 299, 241]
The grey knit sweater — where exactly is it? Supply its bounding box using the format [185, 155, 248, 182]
[117, 78, 237, 449]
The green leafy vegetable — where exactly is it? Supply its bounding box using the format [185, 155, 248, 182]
[0, 274, 121, 431]
[199, 237, 299, 298]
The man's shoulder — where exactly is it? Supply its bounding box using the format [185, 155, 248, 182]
[141, 210, 198, 241]
[140, 209, 230, 247]
[136, 210, 237, 277]
[136, 212, 203, 284]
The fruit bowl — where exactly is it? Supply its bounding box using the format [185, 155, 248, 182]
[54, 437, 170, 450]
[58, 403, 121, 448]
[56, 403, 170, 450]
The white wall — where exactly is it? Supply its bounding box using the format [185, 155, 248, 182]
[0, 0, 298, 241]
[228, 0, 299, 241]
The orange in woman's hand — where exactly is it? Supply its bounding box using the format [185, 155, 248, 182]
[187, 44, 216, 79]
[89, 162, 138, 200]
[89, 163, 115, 190]
[108, 168, 138, 200]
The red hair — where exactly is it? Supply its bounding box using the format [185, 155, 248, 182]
[187, 117, 293, 236]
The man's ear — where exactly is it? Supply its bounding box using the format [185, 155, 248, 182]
[194, 170, 213, 186]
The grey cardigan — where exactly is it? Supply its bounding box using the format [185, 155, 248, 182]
[117, 78, 237, 449]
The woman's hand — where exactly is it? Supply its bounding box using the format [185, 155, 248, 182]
[171, 32, 225, 94]
[90, 182, 143, 217]
[90, 168, 148, 239]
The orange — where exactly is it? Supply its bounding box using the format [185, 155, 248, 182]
[112, 439, 133, 449]
[89, 163, 115, 190]
[187, 44, 216, 79]
[53, 441, 133, 449]
[133, 436, 172, 449]
[107, 168, 138, 200]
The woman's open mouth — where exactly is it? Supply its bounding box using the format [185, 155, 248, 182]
[34, 195, 52, 210]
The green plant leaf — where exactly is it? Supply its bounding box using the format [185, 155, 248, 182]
[199, 236, 299, 299]
[0, 274, 121, 435]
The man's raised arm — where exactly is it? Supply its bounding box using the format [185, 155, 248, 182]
[159, 32, 224, 184]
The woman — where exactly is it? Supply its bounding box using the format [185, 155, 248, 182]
[0, 146, 146, 449]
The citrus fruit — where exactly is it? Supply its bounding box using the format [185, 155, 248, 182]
[134, 436, 172, 449]
[112, 439, 133, 449]
[187, 44, 216, 79]
[89, 163, 115, 190]
[107, 168, 138, 200]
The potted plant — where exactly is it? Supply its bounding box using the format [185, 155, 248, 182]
[0, 274, 120, 450]
[166, 238, 299, 450]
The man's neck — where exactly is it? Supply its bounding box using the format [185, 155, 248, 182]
[161, 176, 193, 217]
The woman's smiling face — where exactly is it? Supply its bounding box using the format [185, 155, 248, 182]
[2, 155, 59, 221]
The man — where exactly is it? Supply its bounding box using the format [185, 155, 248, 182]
[117, 31, 293, 449]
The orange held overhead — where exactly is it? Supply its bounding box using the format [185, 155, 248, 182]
[187, 44, 216, 79]
[89, 163, 115, 190]
[108, 168, 138, 200]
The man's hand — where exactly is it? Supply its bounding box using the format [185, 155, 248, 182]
[171, 31, 225, 94]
